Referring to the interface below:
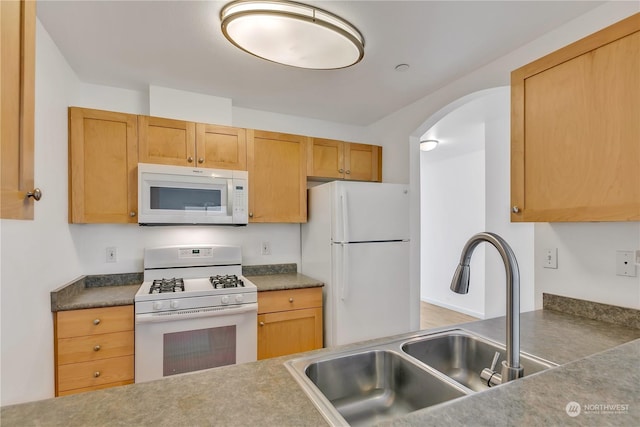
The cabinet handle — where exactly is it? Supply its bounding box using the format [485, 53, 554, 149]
[249, 212, 253, 218]
[93, 319, 101, 325]
[259, 321, 265, 326]
[198, 158, 204, 164]
[289, 297, 294, 303]
[93, 345, 101, 352]
[130, 211, 136, 217]
[93, 371, 101, 378]
[512, 206, 520, 213]
[188, 156, 194, 163]
[26, 188, 42, 201]
[346, 170, 351, 174]
[338, 168, 344, 173]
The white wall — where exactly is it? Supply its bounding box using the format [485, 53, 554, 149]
[368, 2, 639, 330]
[0, 18, 372, 406]
[1, 19, 84, 406]
[483, 97, 535, 317]
[535, 223, 640, 309]
[421, 148, 486, 318]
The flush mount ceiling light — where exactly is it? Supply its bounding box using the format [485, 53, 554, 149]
[220, 0, 364, 70]
[420, 139, 439, 152]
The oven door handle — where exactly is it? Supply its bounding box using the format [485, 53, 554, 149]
[135, 303, 258, 324]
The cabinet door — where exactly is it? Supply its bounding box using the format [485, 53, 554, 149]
[511, 14, 640, 222]
[138, 115, 196, 166]
[307, 138, 344, 179]
[68, 108, 138, 223]
[257, 307, 323, 360]
[196, 123, 247, 170]
[345, 143, 382, 182]
[247, 130, 308, 222]
[1, 0, 36, 219]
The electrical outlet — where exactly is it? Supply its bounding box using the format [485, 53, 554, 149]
[616, 251, 636, 277]
[543, 248, 557, 269]
[261, 241, 271, 256]
[106, 247, 117, 263]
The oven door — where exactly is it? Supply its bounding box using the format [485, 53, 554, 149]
[135, 303, 257, 383]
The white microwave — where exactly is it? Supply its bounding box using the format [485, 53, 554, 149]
[138, 163, 248, 225]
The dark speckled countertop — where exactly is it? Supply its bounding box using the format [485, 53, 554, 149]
[243, 263, 324, 292]
[50, 264, 323, 312]
[50, 273, 142, 311]
[5, 296, 639, 426]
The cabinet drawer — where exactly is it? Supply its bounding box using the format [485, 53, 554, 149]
[56, 306, 133, 338]
[57, 379, 134, 397]
[258, 287, 322, 314]
[57, 331, 134, 365]
[57, 355, 134, 392]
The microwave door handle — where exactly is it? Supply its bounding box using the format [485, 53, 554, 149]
[227, 179, 233, 217]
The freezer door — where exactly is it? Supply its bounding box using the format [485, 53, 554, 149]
[332, 182, 409, 243]
[329, 241, 411, 347]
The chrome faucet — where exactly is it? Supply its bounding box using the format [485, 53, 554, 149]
[450, 232, 524, 385]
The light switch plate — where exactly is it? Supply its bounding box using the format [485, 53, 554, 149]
[543, 248, 558, 269]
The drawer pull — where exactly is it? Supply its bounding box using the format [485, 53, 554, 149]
[259, 321, 265, 326]
[289, 298, 294, 303]
[93, 319, 101, 325]
[93, 371, 101, 378]
[93, 345, 101, 352]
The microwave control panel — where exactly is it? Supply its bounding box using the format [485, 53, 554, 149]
[232, 180, 248, 223]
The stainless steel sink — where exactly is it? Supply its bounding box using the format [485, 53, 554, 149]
[285, 329, 557, 426]
[401, 330, 556, 392]
[287, 347, 468, 426]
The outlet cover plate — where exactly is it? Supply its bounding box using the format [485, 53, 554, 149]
[616, 251, 636, 277]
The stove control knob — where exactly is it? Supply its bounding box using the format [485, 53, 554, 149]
[153, 301, 163, 311]
[221, 296, 230, 305]
[170, 300, 180, 309]
[235, 294, 244, 303]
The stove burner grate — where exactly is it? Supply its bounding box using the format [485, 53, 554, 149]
[210, 274, 244, 289]
[149, 278, 185, 294]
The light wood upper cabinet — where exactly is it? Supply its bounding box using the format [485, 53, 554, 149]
[346, 142, 382, 182]
[247, 129, 308, 223]
[68, 107, 138, 223]
[139, 116, 247, 170]
[196, 123, 247, 170]
[1, 0, 36, 220]
[138, 116, 196, 166]
[511, 13, 640, 222]
[308, 138, 382, 182]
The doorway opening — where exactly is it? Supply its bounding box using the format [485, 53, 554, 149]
[417, 86, 534, 329]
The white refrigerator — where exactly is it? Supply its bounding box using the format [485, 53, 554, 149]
[301, 181, 411, 347]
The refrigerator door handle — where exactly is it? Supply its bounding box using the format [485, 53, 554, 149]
[341, 243, 349, 301]
[340, 191, 349, 243]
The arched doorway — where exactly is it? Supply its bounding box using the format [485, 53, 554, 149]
[415, 87, 534, 327]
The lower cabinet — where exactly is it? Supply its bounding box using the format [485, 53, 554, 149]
[257, 287, 323, 360]
[54, 305, 134, 396]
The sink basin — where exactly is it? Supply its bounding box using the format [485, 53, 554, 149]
[286, 329, 557, 425]
[287, 349, 467, 426]
[401, 330, 556, 392]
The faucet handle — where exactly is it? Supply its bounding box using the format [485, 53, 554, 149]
[490, 351, 500, 371]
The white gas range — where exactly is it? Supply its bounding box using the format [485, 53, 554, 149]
[134, 244, 257, 383]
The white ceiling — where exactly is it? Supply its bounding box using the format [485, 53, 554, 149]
[36, 0, 603, 126]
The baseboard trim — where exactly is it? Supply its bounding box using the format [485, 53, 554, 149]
[421, 298, 485, 320]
